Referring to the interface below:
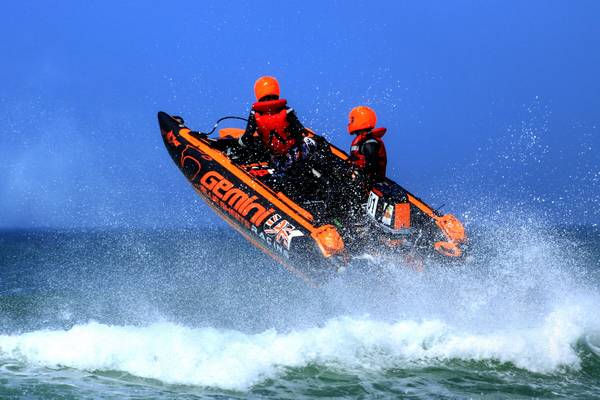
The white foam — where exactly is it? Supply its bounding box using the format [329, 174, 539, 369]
[0, 303, 595, 391]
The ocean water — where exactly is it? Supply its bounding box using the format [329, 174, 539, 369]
[1, 222, 600, 399]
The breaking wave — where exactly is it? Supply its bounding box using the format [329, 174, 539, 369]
[1, 301, 599, 391]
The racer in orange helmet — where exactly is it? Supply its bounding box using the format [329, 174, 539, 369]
[238, 76, 316, 173]
[347, 106, 388, 188]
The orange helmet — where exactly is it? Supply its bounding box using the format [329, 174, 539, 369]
[348, 106, 377, 134]
[254, 76, 280, 101]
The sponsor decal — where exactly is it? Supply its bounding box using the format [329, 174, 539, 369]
[366, 191, 379, 218]
[382, 203, 393, 226]
[263, 214, 304, 250]
[165, 130, 182, 147]
[197, 170, 303, 258]
[199, 171, 275, 228]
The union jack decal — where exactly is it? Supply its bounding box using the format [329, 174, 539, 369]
[264, 214, 304, 250]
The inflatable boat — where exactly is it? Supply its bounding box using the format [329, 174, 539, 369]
[158, 111, 466, 281]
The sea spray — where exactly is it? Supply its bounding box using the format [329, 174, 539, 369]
[1, 220, 600, 395]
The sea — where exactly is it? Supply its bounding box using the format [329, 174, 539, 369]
[1, 222, 599, 399]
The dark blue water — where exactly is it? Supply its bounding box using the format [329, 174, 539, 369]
[1, 223, 599, 398]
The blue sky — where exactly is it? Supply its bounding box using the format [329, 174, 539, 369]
[1, 1, 599, 228]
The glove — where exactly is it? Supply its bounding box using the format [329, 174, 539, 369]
[302, 136, 318, 154]
[308, 134, 328, 148]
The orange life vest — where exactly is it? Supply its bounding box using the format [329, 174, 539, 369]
[252, 99, 297, 156]
[350, 128, 387, 180]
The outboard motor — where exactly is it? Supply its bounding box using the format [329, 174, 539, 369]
[365, 182, 412, 235]
[366, 181, 467, 258]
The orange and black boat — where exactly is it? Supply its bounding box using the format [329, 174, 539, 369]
[158, 111, 466, 281]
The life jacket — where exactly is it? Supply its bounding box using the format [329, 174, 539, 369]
[252, 99, 296, 156]
[350, 127, 387, 180]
